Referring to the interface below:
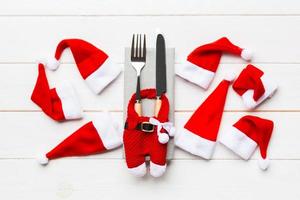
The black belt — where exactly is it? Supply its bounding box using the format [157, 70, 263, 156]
[124, 121, 154, 133]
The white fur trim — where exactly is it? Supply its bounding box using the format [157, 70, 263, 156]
[175, 61, 215, 90]
[241, 74, 278, 110]
[37, 154, 49, 165]
[128, 163, 147, 177]
[218, 126, 257, 160]
[241, 49, 253, 61]
[92, 113, 123, 150]
[150, 162, 167, 178]
[258, 157, 270, 170]
[55, 83, 83, 120]
[45, 57, 60, 71]
[85, 58, 122, 94]
[174, 128, 216, 159]
[223, 73, 236, 82]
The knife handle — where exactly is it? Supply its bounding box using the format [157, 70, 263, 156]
[135, 101, 142, 116]
[135, 76, 142, 116]
[154, 97, 162, 117]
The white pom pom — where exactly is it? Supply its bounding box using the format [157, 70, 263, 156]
[37, 154, 49, 165]
[45, 58, 60, 71]
[241, 49, 253, 61]
[258, 157, 270, 170]
[223, 73, 236, 82]
[168, 127, 176, 137]
[158, 133, 169, 144]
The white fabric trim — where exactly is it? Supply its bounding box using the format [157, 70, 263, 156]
[149, 162, 167, 178]
[218, 126, 257, 160]
[175, 61, 215, 90]
[174, 128, 216, 159]
[55, 83, 82, 120]
[85, 58, 122, 94]
[128, 163, 147, 177]
[92, 113, 122, 150]
[241, 74, 278, 110]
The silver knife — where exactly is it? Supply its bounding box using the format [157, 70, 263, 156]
[154, 33, 167, 117]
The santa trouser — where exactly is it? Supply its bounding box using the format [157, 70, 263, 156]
[123, 89, 170, 178]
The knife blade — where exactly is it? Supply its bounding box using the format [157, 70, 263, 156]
[154, 33, 167, 117]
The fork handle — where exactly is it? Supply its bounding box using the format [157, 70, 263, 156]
[135, 76, 142, 116]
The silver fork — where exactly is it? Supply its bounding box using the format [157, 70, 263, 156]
[130, 34, 146, 116]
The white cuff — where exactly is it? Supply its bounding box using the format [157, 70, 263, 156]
[128, 163, 147, 177]
[241, 74, 278, 110]
[150, 162, 167, 178]
[55, 83, 82, 120]
[218, 126, 257, 160]
[175, 128, 216, 159]
[175, 61, 215, 90]
[85, 58, 122, 94]
[92, 113, 123, 150]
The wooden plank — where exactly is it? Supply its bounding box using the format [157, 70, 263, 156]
[1, 0, 300, 15]
[0, 111, 298, 159]
[0, 16, 299, 63]
[0, 64, 296, 111]
[0, 159, 299, 199]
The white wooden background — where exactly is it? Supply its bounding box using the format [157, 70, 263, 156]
[0, 0, 300, 199]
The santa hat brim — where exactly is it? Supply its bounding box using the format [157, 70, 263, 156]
[218, 126, 257, 160]
[85, 58, 122, 94]
[175, 61, 215, 90]
[55, 84, 82, 120]
[241, 74, 278, 110]
[175, 127, 216, 159]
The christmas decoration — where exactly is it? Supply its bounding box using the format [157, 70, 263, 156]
[31, 63, 82, 121]
[233, 64, 277, 109]
[175, 77, 234, 159]
[37, 112, 122, 165]
[175, 37, 252, 89]
[123, 89, 174, 177]
[218, 115, 274, 170]
[43, 38, 121, 94]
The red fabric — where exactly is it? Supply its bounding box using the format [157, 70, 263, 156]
[31, 64, 65, 121]
[54, 39, 108, 79]
[187, 37, 244, 72]
[46, 121, 106, 160]
[123, 88, 169, 168]
[233, 115, 274, 159]
[233, 64, 265, 101]
[184, 80, 231, 141]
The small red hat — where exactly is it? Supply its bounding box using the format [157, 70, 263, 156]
[44, 39, 121, 94]
[37, 113, 122, 165]
[176, 37, 252, 89]
[31, 63, 82, 121]
[219, 115, 274, 170]
[233, 64, 277, 110]
[175, 77, 233, 159]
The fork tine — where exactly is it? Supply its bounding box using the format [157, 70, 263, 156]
[139, 34, 142, 60]
[131, 34, 135, 60]
[143, 34, 146, 60]
[135, 34, 139, 59]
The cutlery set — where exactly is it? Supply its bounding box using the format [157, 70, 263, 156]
[130, 33, 167, 117]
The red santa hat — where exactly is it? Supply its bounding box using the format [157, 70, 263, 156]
[175, 77, 233, 159]
[37, 113, 122, 165]
[233, 64, 277, 110]
[175, 37, 252, 90]
[31, 63, 82, 121]
[44, 39, 121, 94]
[218, 115, 274, 170]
